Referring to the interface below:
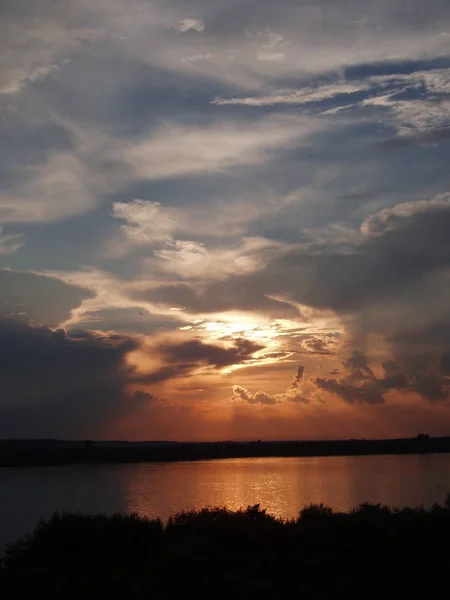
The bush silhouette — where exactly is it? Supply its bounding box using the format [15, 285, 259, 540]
[3, 499, 450, 599]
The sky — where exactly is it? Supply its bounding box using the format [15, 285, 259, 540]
[1, 0, 450, 441]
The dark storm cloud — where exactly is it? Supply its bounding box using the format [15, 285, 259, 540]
[441, 349, 450, 375]
[316, 351, 385, 405]
[266, 194, 450, 313]
[316, 377, 385, 405]
[131, 337, 262, 387]
[0, 318, 140, 438]
[343, 351, 375, 381]
[316, 351, 450, 405]
[158, 338, 263, 368]
[132, 390, 157, 403]
[394, 353, 450, 403]
[198, 193, 450, 332]
[290, 365, 305, 389]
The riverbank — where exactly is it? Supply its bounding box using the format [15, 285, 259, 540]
[0, 434, 447, 467]
[2, 500, 450, 599]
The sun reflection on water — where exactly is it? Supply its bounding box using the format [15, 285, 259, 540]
[121, 455, 450, 522]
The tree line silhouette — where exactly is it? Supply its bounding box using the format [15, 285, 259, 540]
[0, 434, 445, 466]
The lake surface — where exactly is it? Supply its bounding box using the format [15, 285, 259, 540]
[1, 454, 450, 550]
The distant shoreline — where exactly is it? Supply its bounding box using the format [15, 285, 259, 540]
[1, 434, 448, 467]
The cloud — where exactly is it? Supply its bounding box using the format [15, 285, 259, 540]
[132, 390, 157, 403]
[3, 0, 450, 105]
[26, 268, 138, 329]
[362, 95, 450, 138]
[106, 199, 177, 257]
[242, 190, 450, 316]
[212, 67, 450, 143]
[316, 351, 450, 405]
[2, 0, 450, 441]
[130, 279, 298, 319]
[0, 228, 23, 255]
[0, 318, 142, 438]
[343, 351, 375, 381]
[299, 334, 340, 356]
[316, 352, 391, 405]
[212, 81, 372, 107]
[112, 200, 176, 244]
[108, 196, 292, 271]
[393, 353, 450, 403]
[441, 349, 450, 376]
[215, 72, 450, 152]
[157, 337, 263, 369]
[177, 19, 205, 33]
[120, 117, 319, 181]
[361, 193, 450, 236]
[316, 377, 385, 405]
[0, 4, 103, 96]
[231, 385, 277, 405]
[106, 189, 299, 259]
[0, 153, 98, 224]
[1, 112, 319, 227]
[0, 318, 267, 438]
[115, 3, 449, 87]
[0, 64, 58, 96]
[290, 365, 305, 389]
[231, 365, 310, 406]
[151, 237, 290, 280]
[0, 269, 93, 327]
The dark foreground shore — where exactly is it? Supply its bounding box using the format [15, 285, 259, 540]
[2, 500, 450, 599]
[0, 434, 448, 467]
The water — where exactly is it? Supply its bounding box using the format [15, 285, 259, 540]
[1, 454, 450, 551]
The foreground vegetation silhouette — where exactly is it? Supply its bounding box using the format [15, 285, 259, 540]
[2, 499, 450, 599]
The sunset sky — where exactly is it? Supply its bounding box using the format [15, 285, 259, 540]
[1, 0, 450, 440]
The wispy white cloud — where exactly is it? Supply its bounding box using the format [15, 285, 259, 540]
[177, 19, 205, 33]
[151, 237, 290, 280]
[120, 117, 319, 180]
[213, 67, 450, 136]
[358, 93, 450, 137]
[379, 99, 450, 136]
[0, 228, 23, 255]
[107, 200, 177, 257]
[212, 81, 372, 107]
[108, 196, 293, 279]
[0, 64, 59, 95]
[104, 185, 307, 259]
[0, 8, 104, 96]
[0, 154, 96, 224]
[3, 0, 450, 104]
[213, 67, 450, 139]
[0, 109, 321, 226]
